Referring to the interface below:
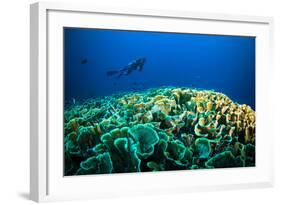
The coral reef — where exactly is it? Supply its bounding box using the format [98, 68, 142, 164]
[64, 87, 255, 175]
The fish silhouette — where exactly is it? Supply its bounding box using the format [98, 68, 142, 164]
[81, 58, 88, 64]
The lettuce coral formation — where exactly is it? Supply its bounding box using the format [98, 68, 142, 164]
[64, 87, 255, 175]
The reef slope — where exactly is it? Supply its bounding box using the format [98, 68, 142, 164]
[64, 87, 255, 175]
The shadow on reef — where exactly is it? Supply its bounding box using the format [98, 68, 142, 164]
[64, 87, 256, 175]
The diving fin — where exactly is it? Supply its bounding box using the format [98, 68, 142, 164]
[106, 70, 119, 76]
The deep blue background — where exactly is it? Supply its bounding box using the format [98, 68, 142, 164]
[64, 28, 255, 109]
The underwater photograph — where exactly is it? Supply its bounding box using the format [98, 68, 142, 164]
[63, 28, 256, 176]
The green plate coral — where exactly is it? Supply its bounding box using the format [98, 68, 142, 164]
[64, 87, 255, 175]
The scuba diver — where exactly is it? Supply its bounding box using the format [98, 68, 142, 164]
[106, 58, 146, 78]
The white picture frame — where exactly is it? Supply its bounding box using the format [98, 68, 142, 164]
[30, 1, 274, 202]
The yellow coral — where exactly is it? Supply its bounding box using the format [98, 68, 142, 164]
[70, 118, 78, 133]
[134, 102, 146, 111]
[152, 95, 166, 102]
[153, 97, 176, 115]
[206, 101, 213, 111]
[245, 126, 255, 143]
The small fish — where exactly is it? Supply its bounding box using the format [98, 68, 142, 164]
[106, 58, 146, 78]
[81, 58, 88, 64]
[72, 98, 76, 105]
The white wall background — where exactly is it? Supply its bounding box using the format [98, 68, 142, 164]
[0, 0, 280, 204]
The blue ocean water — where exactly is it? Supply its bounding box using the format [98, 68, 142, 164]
[64, 28, 255, 109]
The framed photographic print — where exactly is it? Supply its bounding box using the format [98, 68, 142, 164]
[30, 2, 274, 202]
